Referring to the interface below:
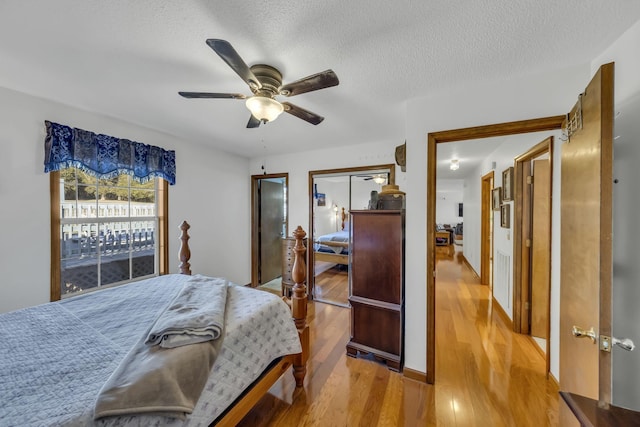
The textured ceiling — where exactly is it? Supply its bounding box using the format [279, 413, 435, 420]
[1, 1, 639, 161]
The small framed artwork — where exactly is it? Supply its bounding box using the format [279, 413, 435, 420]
[500, 203, 510, 228]
[317, 193, 326, 206]
[502, 167, 514, 201]
[492, 187, 502, 211]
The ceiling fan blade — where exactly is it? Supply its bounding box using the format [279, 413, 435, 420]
[178, 92, 246, 99]
[282, 102, 324, 125]
[279, 70, 339, 97]
[247, 114, 261, 128]
[206, 39, 262, 90]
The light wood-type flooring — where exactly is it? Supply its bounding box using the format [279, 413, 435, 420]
[238, 245, 559, 426]
[313, 265, 349, 306]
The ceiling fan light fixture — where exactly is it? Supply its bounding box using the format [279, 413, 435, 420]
[373, 175, 386, 184]
[245, 95, 284, 123]
[450, 159, 460, 171]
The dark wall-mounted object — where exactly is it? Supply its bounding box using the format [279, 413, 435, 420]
[501, 203, 510, 228]
[492, 187, 502, 211]
[395, 142, 406, 172]
[502, 166, 514, 201]
[368, 190, 379, 210]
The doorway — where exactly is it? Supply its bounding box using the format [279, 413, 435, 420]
[481, 172, 494, 289]
[308, 164, 395, 306]
[251, 173, 288, 289]
[513, 138, 553, 374]
[426, 116, 565, 383]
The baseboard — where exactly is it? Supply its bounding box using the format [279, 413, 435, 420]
[549, 372, 560, 391]
[528, 335, 546, 358]
[403, 367, 427, 383]
[492, 296, 513, 329]
[461, 254, 479, 278]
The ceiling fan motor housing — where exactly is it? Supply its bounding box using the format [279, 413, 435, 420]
[249, 64, 283, 97]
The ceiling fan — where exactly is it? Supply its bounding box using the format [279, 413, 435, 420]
[357, 174, 387, 184]
[179, 39, 339, 128]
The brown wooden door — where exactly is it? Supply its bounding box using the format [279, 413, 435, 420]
[260, 179, 285, 284]
[530, 159, 551, 340]
[480, 172, 494, 287]
[559, 63, 614, 424]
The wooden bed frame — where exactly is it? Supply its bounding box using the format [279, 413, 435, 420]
[314, 242, 349, 265]
[177, 221, 309, 426]
[313, 207, 349, 265]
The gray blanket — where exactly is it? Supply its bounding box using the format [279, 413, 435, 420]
[94, 335, 219, 420]
[145, 276, 228, 348]
[95, 276, 228, 420]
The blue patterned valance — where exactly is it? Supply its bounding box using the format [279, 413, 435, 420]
[44, 121, 176, 185]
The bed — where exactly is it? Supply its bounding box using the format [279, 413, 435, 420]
[0, 221, 309, 427]
[314, 207, 349, 265]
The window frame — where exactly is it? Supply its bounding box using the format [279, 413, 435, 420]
[49, 170, 169, 301]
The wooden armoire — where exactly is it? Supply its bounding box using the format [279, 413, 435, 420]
[346, 209, 405, 371]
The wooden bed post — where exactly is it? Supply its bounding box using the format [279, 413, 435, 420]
[291, 226, 309, 387]
[179, 221, 192, 275]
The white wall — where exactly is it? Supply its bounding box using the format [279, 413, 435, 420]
[312, 176, 382, 236]
[0, 86, 250, 313]
[313, 179, 348, 236]
[592, 19, 640, 107]
[436, 179, 463, 226]
[473, 132, 558, 318]
[351, 180, 381, 211]
[592, 18, 640, 410]
[461, 174, 480, 266]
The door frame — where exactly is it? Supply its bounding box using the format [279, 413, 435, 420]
[251, 173, 289, 287]
[426, 115, 565, 384]
[480, 171, 495, 288]
[308, 164, 395, 300]
[513, 137, 554, 375]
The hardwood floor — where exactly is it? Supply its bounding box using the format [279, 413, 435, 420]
[313, 265, 348, 306]
[238, 246, 559, 426]
[433, 246, 559, 426]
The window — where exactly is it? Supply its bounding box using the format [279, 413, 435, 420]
[50, 168, 168, 300]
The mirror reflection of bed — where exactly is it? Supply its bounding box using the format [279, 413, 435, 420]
[311, 167, 394, 307]
[314, 208, 349, 304]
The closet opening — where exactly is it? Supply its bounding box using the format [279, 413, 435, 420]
[308, 164, 395, 306]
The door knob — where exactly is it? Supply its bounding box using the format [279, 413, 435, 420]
[613, 337, 635, 351]
[572, 325, 597, 344]
[600, 335, 636, 352]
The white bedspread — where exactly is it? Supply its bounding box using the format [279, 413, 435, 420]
[0, 274, 301, 427]
[314, 230, 349, 254]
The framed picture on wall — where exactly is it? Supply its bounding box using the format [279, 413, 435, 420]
[317, 193, 326, 206]
[502, 167, 514, 201]
[500, 203, 510, 228]
[492, 187, 502, 211]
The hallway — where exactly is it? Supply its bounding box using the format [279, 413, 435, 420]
[434, 246, 559, 425]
